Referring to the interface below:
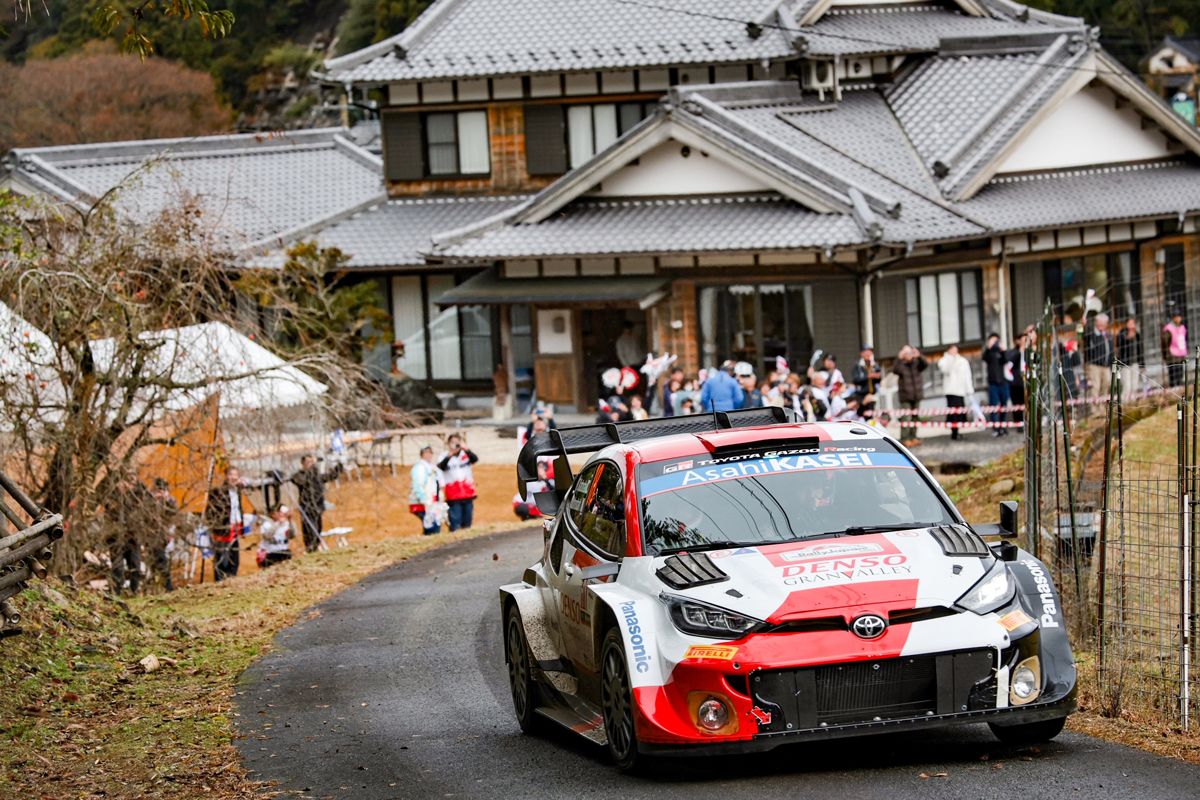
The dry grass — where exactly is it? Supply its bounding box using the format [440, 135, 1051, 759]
[0, 469, 533, 799]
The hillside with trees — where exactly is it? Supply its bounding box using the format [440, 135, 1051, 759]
[1, 0, 1198, 149]
[0, 0, 430, 142]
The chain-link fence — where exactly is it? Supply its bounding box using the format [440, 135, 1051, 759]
[1022, 304, 1198, 730]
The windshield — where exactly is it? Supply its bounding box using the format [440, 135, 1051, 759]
[638, 442, 955, 555]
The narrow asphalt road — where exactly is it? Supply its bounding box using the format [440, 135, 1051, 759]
[236, 528, 1198, 799]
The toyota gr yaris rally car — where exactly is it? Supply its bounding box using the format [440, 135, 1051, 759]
[501, 408, 1075, 770]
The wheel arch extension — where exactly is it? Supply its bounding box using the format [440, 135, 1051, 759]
[499, 580, 560, 666]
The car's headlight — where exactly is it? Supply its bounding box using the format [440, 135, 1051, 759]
[663, 594, 765, 638]
[955, 560, 1016, 615]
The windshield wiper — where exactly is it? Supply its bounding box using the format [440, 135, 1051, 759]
[655, 541, 746, 556]
[842, 522, 940, 536]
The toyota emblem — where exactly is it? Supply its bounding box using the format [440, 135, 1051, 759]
[852, 614, 887, 639]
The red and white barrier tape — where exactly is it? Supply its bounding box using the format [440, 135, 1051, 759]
[887, 385, 1172, 417]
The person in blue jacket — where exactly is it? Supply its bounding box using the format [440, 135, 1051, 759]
[699, 360, 745, 412]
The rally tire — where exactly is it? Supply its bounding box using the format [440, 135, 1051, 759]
[988, 716, 1066, 745]
[505, 606, 542, 734]
[600, 627, 647, 772]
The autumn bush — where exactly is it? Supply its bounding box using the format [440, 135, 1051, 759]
[0, 44, 230, 153]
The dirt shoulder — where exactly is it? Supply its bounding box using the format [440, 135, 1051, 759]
[0, 467, 534, 799]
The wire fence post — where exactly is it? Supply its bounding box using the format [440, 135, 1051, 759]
[1179, 397, 1191, 732]
[1024, 338, 1041, 556]
[1059, 365, 1083, 602]
[1097, 361, 1118, 677]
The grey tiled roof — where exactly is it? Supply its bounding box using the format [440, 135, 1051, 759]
[960, 162, 1200, 234]
[800, 6, 1076, 57]
[252, 195, 529, 269]
[6, 129, 383, 248]
[433, 71, 1200, 260]
[887, 54, 1034, 168]
[323, 0, 794, 84]
[886, 36, 1091, 200]
[715, 94, 986, 242]
[432, 194, 867, 259]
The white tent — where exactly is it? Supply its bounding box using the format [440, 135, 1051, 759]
[0, 300, 55, 380]
[88, 321, 328, 417]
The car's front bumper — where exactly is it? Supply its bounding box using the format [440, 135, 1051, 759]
[639, 689, 1076, 756]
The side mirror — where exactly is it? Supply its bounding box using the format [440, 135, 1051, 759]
[999, 500, 1018, 538]
[534, 490, 561, 517]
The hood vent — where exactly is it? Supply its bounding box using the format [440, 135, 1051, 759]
[656, 551, 729, 590]
[929, 524, 991, 557]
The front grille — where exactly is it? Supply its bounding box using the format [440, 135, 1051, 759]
[749, 649, 995, 734]
[814, 656, 936, 723]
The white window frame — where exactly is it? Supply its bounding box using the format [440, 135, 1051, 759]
[905, 270, 983, 348]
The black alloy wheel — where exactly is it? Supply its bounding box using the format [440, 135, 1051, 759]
[600, 628, 642, 771]
[988, 715, 1066, 745]
[506, 606, 541, 733]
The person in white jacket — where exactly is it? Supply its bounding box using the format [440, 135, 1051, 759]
[938, 345, 975, 441]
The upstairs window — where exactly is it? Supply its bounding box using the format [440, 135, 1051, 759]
[424, 110, 490, 176]
[526, 102, 655, 175]
[905, 270, 983, 348]
[567, 102, 655, 167]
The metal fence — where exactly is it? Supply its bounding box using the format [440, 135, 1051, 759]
[1022, 306, 1198, 730]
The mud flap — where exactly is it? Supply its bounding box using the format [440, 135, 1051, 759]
[499, 582, 563, 671]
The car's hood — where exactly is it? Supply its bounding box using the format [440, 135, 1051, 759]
[655, 530, 993, 624]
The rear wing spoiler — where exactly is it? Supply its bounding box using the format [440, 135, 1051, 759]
[517, 406, 798, 502]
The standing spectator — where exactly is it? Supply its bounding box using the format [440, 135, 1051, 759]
[822, 354, 845, 388]
[438, 433, 479, 531]
[1116, 317, 1144, 399]
[290, 455, 342, 554]
[1057, 327, 1082, 398]
[852, 345, 882, 397]
[938, 345, 974, 441]
[735, 362, 763, 408]
[1008, 332, 1029, 425]
[105, 475, 151, 594]
[615, 321, 642, 368]
[662, 367, 684, 417]
[257, 506, 295, 568]
[892, 345, 928, 447]
[148, 477, 179, 591]
[982, 333, 1011, 437]
[204, 466, 250, 582]
[1084, 313, 1114, 400]
[1163, 309, 1188, 387]
[699, 361, 745, 412]
[409, 446, 442, 535]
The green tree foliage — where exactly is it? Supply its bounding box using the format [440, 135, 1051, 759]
[334, 0, 427, 56]
[233, 241, 391, 365]
[1026, 0, 1199, 68]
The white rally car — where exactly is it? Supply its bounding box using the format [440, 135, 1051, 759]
[501, 409, 1075, 771]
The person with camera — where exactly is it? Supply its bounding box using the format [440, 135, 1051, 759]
[892, 345, 928, 447]
[205, 465, 252, 581]
[291, 454, 343, 553]
[438, 433, 480, 531]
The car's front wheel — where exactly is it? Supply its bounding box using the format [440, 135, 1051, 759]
[988, 715, 1066, 745]
[600, 628, 645, 772]
[505, 605, 541, 734]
